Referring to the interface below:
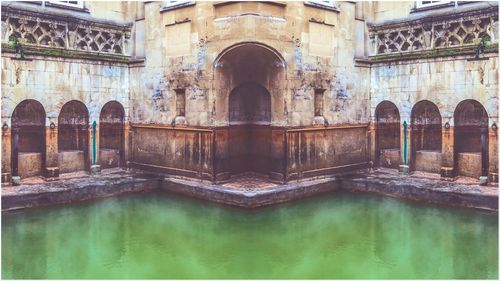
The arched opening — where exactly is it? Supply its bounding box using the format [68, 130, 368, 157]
[454, 100, 488, 178]
[11, 99, 46, 179]
[410, 100, 442, 173]
[375, 101, 400, 168]
[58, 101, 89, 174]
[228, 82, 272, 174]
[99, 101, 125, 169]
[214, 42, 285, 179]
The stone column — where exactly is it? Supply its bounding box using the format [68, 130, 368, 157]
[367, 121, 376, 166]
[2, 125, 12, 184]
[44, 123, 59, 179]
[440, 124, 455, 180]
[90, 121, 100, 174]
[399, 121, 410, 174]
[488, 125, 498, 182]
[123, 121, 131, 167]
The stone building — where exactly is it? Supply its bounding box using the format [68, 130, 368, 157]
[1, 1, 498, 185]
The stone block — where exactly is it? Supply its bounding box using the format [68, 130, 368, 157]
[58, 150, 85, 174]
[18, 152, 42, 178]
[457, 152, 481, 178]
[379, 148, 400, 168]
[100, 148, 121, 169]
[415, 150, 442, 174]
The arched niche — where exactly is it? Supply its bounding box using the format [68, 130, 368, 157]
[99, 101, 125, 168]
[454, 99, 489, 178]
[410, 100, 442, 173]
[58, 100, 89, 173]
[375, 101, 400, 168]
[11, 99, 46, 178]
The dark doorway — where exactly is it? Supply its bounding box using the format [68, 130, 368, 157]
[228, 82, 272, 175]
[99, 101, 125, 168]
[375, 101, 400, 168]
[11, 99, 46, 178]
[454, 99, 488, 178]
[58, 100, 89, 173]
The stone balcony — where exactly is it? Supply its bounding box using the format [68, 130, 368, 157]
[1, 2, 132, 61]
[367, 3, 498, 61]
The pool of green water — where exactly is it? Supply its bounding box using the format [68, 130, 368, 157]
[2, 191, 498, 279]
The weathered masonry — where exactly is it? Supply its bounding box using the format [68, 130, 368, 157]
[1, 1, 498, 185]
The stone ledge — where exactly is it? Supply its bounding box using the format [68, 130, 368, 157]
[2, 170, 497, 212]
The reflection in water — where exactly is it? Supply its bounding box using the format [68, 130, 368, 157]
[2, 191, 498, 279]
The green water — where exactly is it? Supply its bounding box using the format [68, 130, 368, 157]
[2, 191, 498, 279]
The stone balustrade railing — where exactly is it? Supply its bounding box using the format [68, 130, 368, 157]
[368, 5, 498, 56]
[1, 5, 132, 56]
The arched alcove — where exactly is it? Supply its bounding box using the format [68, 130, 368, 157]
[58, 100, 89, 173]
[214, 42, 285, 178]
[11, 99, 46, 178]
[99, 101, 125, 168]
[410, 100, 442, 173]
[454, 99, 488, 178]
[375, 101, 400, 168]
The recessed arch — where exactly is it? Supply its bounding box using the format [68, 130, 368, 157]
[213, 41, 286, 68]
[410, 100, 442, 173]
[375, 101, 400, 168]
[58, 100, 89, 173]
[454, 99, 489, 178]
[11, 99, 46, 178]
[99, 101, 125, 168]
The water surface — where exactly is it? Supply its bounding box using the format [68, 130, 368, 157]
[2, 191, 498, 279]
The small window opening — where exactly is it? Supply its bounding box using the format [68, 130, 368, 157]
[176, 89, 186, 117]
[314, 89, 324, 117]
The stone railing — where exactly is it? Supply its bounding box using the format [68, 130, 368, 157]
[368, 6, 498, 55]
[1, 5, 131, 56]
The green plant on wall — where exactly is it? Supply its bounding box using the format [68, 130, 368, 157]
[8, 35, 25, 59]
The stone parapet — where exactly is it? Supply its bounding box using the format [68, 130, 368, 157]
[368, 4, 498, 57]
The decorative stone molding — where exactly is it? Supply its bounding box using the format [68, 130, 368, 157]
[368, 6, 498, 55]
[1, 6, 132, 55]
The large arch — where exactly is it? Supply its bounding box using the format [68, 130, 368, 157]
[58, 100, 89, 174]
[410, 100, 442, 173]
[11, 99, 46, 179]
[214, 42, 285, 179]
[454, 99, 488, 178]
[375, 101, 400, 168]
[99, 101, 125, 168]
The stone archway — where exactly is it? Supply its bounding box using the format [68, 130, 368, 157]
[11, 99, 46, 179]
[410, 100, 442, 173]
[375, 101, 400, 168]
[454, 99, 489, 178]
[213, 42, 286, 180]
[99, 101, 125, 168]
[58, 100, 89, 174]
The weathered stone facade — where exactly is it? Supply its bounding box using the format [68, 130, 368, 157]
[1, 1, 498, 185]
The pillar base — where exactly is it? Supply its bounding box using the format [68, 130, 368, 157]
[440, 166, 455, 181]
[12, 176, 21, 186]
[489, 173, 498, 183]
[2, 172, 11, 183]
[479, 176, 489, 186]
[90, 165, 101, 175]
[399, 165, 410, 175]
[44, 167, 60, 180]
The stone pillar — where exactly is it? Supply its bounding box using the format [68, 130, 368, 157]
[479, 127, 489, 185]
[488, 126, 498, 182]
[90, 121, 100, 174]
[123, 122, 131, 167]
[440, 124, 455, 179]
[2, 125, 12, 183]
[368, 121, 376, 165]
[44, 124, 59, 179]
[399, 121, 410, 174]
